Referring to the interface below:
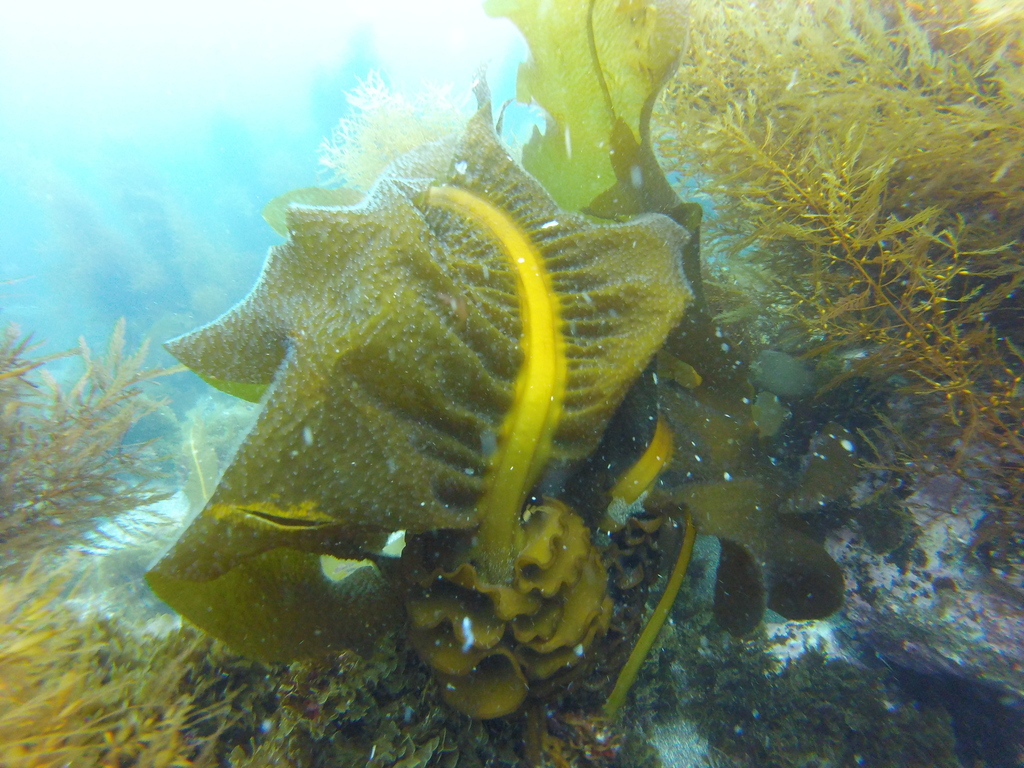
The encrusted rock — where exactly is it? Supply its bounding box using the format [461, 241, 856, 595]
[828, 474, 1024, 704]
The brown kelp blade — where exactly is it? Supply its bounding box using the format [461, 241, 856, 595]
[146, 548, 402, 661]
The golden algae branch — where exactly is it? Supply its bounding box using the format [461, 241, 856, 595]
[654, 0, 1024, 532]
[0, 561, 248, 768]
[0, 319, 175, 574]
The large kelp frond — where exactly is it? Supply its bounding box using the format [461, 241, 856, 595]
[165, 136, 462, 404]
[486, 0, 687, 213]
[148, 101, 691, 660]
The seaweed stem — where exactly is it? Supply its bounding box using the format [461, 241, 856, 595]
[424, 185, 566, 584]
[603, 514, 696, 718]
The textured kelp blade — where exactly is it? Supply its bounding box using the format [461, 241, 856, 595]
[165, 138, 457, 402]
[149, 104, 690, 660]
[166, 294, 287, 403]
[149, 501, 386, 582]
[262, 186, 364, 236]
[175, 185, 360, 401]
[147, 548, 402, 661]
[437, 102, 692, 465]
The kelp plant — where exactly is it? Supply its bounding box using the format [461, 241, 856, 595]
[147, 0, 848, 729]
[146, 88, 692, 719]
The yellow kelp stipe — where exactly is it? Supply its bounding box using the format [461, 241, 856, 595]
[425, 185, 567, 583]
[604, 513, 696, 718]
[610, 416, 673, 505]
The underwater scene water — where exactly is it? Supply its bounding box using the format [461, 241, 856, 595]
[1, 0, 1022, 766]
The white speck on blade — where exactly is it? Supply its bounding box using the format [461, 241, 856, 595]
[455, 160, 468, 174]
[461, 616, 475, 653]
[541, 220, 558, 229]
[302, 426, 313, 446]
[840, 439, 855, 452]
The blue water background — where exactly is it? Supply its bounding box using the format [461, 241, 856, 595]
[0, 1, 522, 376]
